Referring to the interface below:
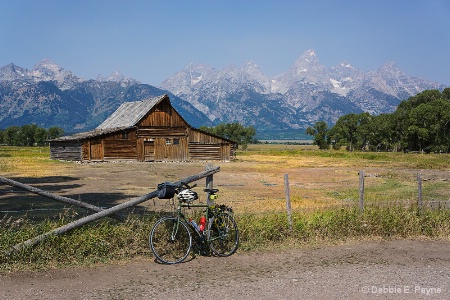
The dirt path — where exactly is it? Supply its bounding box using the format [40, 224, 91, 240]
[1, 239, 449, 299]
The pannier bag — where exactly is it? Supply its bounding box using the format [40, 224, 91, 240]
[157, 182, 177, 199]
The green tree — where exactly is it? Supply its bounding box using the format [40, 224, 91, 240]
[200, 122, 256, 150]
[355, 112, 373, 150]
[17, 124, 40, 146]
[318, 89, 450, 153]
[442, 87, 450, 101]
[407, 98, 450, 152]
[367, 114, 395, 151]
[3, 126, 20, 145]
[34, 127, 48, 146]
[47, 126, 65, 140]
[306, 121, 329, 149]
[0, 125, 64, 146]
[328, 113, 360, 151]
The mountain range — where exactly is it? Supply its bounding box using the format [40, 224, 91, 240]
[0, 50, 446, 139]
[0, 59, 210, 133]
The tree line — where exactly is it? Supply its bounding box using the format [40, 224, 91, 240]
[0, 124, 64, 146]
[200, 122, 256, 150]
[307, 88, 450, 153]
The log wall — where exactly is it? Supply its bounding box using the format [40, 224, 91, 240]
[50, 141, 82, 161]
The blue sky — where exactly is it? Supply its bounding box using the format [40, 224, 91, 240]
[1, 0, 449, 86]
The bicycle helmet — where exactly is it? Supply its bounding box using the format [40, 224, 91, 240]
[177, 189, 198, 203]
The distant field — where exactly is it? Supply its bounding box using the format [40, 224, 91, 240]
[256, 140, 313, 144]
[1, 145, 449, 219]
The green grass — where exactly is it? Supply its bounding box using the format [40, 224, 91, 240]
[237, 205, 450, 250]
[1, 205, 449, 272]
[239, 145, 450, 169]
[0, 213, 155, 271]
[1, 146, 449, 271]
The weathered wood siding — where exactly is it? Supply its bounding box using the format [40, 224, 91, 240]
[50, 141, 82, 161]
[102, 130, 137, 160]
[139, 100, 188, 127]
[134, 101, 190, 161]
[188, 129, 228, 144]
[187, 128, 236, 161]
[137, 127, 187, 138]
[81, 130, 136, 161]
[136, 127, 188, 161]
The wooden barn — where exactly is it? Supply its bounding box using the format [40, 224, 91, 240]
[49, 95, 237, 162]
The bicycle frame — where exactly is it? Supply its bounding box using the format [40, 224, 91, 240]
[173, 189, 223, 244]
[150, 185, 238, 264]
[177, 202, 209, 241]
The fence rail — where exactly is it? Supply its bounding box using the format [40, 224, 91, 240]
[2, 166, 220, 255]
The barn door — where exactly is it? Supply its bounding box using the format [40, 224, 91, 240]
[144, 140, 155, 161]
[90, 140, 103, 160]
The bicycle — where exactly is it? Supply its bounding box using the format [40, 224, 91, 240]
[149, 182, 239, 264]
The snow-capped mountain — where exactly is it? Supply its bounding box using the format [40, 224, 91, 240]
[0, 52, 446, 138]
[29, 58, 82, 89]
[0, 63, 29, 81]
[0, 60, 210, 133]
[0, 59, 139, 90]
[161, 49, 445, 135]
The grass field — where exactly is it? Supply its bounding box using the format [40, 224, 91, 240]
[1, 145, 449, 271]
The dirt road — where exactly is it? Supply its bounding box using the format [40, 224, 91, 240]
[1, 239, 448, 299]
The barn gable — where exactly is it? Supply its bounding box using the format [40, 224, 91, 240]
[49, 94, 236, 162]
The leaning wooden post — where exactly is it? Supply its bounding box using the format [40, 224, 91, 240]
[417, 173, 423, 211]
[0, 176, 124, 221]
[5, 166, 221, 255]
[284, 174, 293, 231]
[359, 170, 365, 213]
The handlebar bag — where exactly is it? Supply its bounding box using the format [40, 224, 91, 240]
[157, 182, 177, 199]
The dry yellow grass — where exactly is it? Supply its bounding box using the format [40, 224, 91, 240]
[1, 145, 449, 216]
[0, 147, 74, 178]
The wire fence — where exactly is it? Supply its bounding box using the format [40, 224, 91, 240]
[1, 169, 449, 223]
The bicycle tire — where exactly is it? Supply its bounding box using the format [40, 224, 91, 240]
[149, 217, 192, 264]
[208, 212, 239, 257]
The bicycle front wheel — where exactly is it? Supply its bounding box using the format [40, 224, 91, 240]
[149, 217, 192, 264]
[208, 213, 239, 257]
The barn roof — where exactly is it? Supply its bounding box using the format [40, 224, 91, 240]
[50, 94, 168, 142]
[97, 94, 167, 129]
[50, 126, 133, 141]
[49, 93, 237, 145]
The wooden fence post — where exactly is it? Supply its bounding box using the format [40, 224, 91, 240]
[206, 163, 214, 205]
[359, 170, 365, 212]
[417, 173, 423, 211]
[284, 174, 293, 231]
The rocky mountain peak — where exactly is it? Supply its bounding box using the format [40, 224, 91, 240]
[96, 71, 139, 85]
[30, 59, 82, 89]
[0, 63, 29, 81]
[375, 61, 405, 78]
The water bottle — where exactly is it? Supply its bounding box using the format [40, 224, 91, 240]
[189, 218, 200, 232]
[199, 216, 206, 232]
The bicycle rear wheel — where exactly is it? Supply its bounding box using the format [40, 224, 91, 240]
[208, 213, 239, 257]
[149, 217, 192, 264]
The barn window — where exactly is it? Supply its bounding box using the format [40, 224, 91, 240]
[165, 138, 171, 145]
[121, 131, 128, 139]
[173, 138, 180, 145]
